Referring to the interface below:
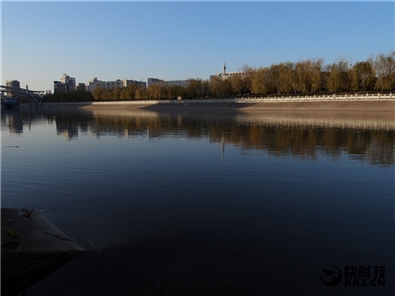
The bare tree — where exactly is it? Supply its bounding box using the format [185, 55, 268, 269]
[348, 61, 376, 91]
[374, 51, 395, 91]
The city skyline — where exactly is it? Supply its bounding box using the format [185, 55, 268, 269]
[2, 1, 394, 92]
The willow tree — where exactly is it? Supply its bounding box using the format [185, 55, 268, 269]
[201, 79, 211, 98]
[210, 76, 221, 97]
[135, 87, 147, 100]
[295, 59, 323, 94]
[348, 61, 376, 91]
[277, 62, 295, 94]
[374, 51, 395, 91]
[310, 59, 324, 93]
[110, 88, 122, 101]
[121, 83, 138, 100]
[326, 60, 350, 92]
[265, 64, 280, 94]
[210, 76, 232, 97]
[228, 74, 247, 96]
[147, 84, 162, 99]
[248, 67, 268, 95]
[186, 79, 202, 98]
[92, 86, 103, 101]
[167, 85, 185, 99]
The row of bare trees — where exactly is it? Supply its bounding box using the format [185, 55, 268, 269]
[45, 51, 395, 102]
[233, 51, 395, 96]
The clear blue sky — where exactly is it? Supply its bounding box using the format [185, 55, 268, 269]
[2, 1, 394, 91]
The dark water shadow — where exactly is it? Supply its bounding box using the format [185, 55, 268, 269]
[1, 255, 71, 296]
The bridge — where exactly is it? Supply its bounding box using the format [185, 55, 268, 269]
[1, 85, 44, 106]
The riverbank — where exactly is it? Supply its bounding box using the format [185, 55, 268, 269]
[7, 102, 395, 131]
[23, 100, 395, 112]
[73, 100, 395, 112]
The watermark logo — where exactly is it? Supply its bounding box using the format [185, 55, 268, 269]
[321, 265, 385, 287]
[320, 265, 342, 286]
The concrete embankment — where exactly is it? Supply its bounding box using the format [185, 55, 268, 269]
[74, 100, 395, 112]
[152, 101, 394, 112]
[1, 208, 85, 295]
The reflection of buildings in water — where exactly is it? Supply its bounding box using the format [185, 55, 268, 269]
[56, 120, 79, 141]
[86, 109, 158, 139]
[89, 131, 101, 139]
[221, 135, 225, 157]
[2, 108, 24, 134]
[8, 116, 24, 134]
[61, 129, 78, 141]
[67, 110, 395, 166]
[12, 107, 391, 166]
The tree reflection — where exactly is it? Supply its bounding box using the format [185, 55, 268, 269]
[2, 107, 394, 167]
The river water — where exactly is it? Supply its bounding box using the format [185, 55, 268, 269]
[1, 106, 394, 296]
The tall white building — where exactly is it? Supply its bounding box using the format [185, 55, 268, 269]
[54, 74, 76, 93]
[59, 74, 76, 92]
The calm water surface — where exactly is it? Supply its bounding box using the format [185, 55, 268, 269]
[1, 106, 394, 296]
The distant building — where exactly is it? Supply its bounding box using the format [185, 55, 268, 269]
[60, 74, 76, 92]
[147, 78, 162, 87]
[124, 79, 146, 89]
[6, 80, 20, 97]
[87, 78, 146, 92]
[6, 80, 20, 88]
[147, 78, 189, 88]
[54, 74, 76, 93]
[165, 80, 189, 87]
[54, 81, 66, 93]
[210, 63, 245, 82]
[77, 83, 86, 91]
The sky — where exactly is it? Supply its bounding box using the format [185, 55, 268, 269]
[2, 1, 394, 92]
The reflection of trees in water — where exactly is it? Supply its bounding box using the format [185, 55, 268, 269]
[209, 124, 394, 166]
[3, 108, 394, 167]
[367, 132, 395, 166]
[86, 112, 394, 167]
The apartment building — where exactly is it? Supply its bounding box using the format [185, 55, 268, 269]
[6, 80, 21, 97]
[87, 78, 146, 92]
[147, 78, 189, 88]
[54, 74, 76, 93]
